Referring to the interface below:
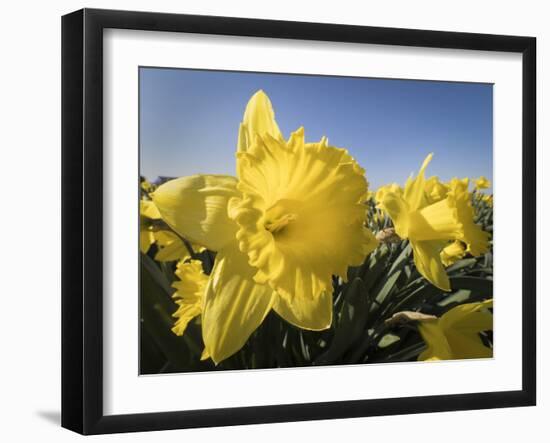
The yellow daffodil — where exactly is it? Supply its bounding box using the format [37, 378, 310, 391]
[440, 240, 467, 267]
[140, 199, 161, 253]
[171, 260, 209, 336]
[474, 176, 491, 190]
[153, 90, 378, 363]
[417, 299, 493, 361]
[377, 154, 489, 291]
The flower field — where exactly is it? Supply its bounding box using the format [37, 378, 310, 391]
[139, 91, 493, 374]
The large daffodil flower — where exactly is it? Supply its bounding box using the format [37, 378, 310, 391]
[377, 154, 489, 291]
[474, 176, 491, 190]
[153, 90, 378, 363]
[417, 299, 493, 361]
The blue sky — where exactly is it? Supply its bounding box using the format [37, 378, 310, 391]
[139, 68, 492, 191]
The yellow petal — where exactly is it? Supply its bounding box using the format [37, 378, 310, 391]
[171, 260, 208, 336]
[409, 201, 462, 241]
[154, 230, 177, 246]
[403, 153, 433, 211]
[377, 192, 410, 239]
[418, 321, 453, 361]
[411, 240, 451, 291]
[152, 175, 240, 252]
[152, 230, 190, 261]
[238, 90, 284, 152]
[200, 348, 210, 361]
[440, 299, 493, 332]
[447, 179, 490, 256]
[375, 183, 402, 205]
[140, 199, 161, 219]
[418, 299, 493, 361]
[273, 289, 332, 330]
[157, 230, 205, 255]
[155, 240, 190, 262]
[450, 177, 470, 191]
[425, 176, 449, 204]
[202, 244, 275, 364]
[139, 230, 155, 254]
[444, 330, 493, 359]
[441, 312, 493, 358]
[440, 241, 467, 267]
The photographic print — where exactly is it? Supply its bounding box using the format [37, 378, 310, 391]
[139, 67, 494, 374]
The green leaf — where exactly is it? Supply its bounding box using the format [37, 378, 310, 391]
[387, 243, 412, 276]
[141, 252, 174, 298]
[360, 245, 391, 292]
[446, 258, 477, 274]
[449, 276, 493, 296]
[374, 270, 402, 306]
[437, 289, 472, 307]
[389, 282, 442, 314]
[140, 259, 195, 369]
[378, 333, 401, 348]
[370, 341, 426, 363]
[314, 278, 370, 364]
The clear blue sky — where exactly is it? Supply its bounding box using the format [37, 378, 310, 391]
[139, 67, 492, 191]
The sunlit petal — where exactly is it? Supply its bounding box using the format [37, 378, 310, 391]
[202, 244, 276, 364]
[238, 90, 284, 152]
[152, 174, 240, 252]
[171, 260, 208, 336]
[411, 240, 450, 291]
[440, 241, 467, 267]
[273, 289, 332, 331]
[403, 153, 433, 212]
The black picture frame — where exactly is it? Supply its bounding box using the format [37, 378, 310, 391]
[61, 8, 537, 435]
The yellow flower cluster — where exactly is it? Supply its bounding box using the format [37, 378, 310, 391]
[144, 90, 491, 364]
[376, 159, 489, 291]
